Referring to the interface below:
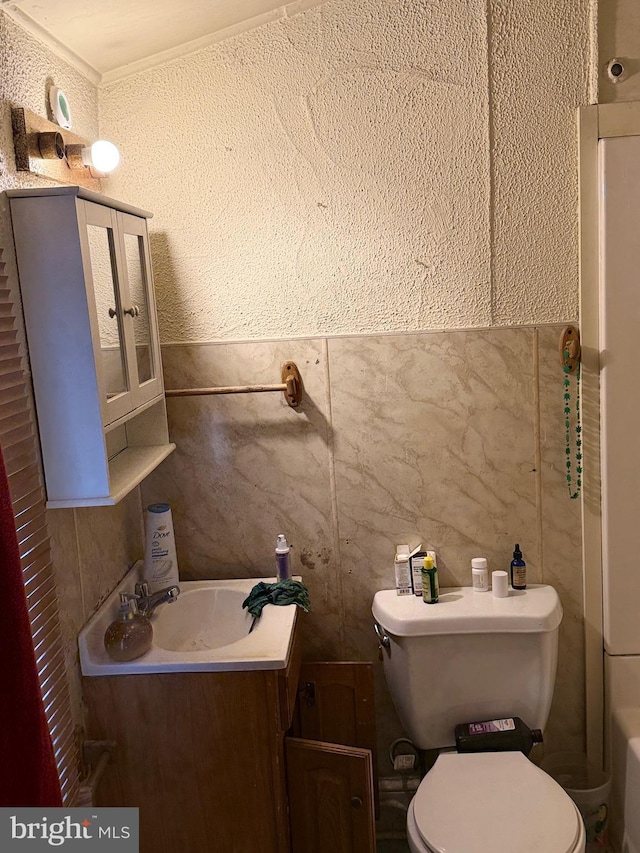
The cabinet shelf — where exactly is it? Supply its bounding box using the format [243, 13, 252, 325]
[46, 442, 176, 508]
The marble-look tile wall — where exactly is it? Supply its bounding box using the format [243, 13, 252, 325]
[141, 324, 584, 768]
[46, 491, 145, 730]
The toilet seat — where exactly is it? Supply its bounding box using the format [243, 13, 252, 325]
[408, 752, 585, 853]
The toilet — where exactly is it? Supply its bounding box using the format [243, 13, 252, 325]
[372, 584, 586, 853]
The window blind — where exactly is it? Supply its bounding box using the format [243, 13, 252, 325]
[0, 247, 80, 805]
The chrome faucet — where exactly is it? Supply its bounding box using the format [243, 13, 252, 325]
[121, 581, 180, 617]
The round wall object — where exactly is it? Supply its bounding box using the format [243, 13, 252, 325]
[49, 87, 72, 129]
[605, 57, 628, 85]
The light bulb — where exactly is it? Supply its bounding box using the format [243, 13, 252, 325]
[81, 140, 120, 173]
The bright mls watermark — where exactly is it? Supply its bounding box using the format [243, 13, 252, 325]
[0, 809, 138, 850]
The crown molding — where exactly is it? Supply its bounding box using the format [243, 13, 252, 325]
[2, 0, 327, 88]
[1, 4, 101, 84]
[99, 7, 286, 85]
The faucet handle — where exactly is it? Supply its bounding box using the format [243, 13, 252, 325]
[135, 581, 150, 598]
[119, 592, 140, 614]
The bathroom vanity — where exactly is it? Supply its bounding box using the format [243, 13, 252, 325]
[80, 572, 377, 852]
[6, 186, 174, 506]
[84, 620, 302, 853]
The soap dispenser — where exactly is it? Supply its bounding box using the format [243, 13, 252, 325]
[104, 595, 153, 662]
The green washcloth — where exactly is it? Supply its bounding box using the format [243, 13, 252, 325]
[242, 579, 310, 631]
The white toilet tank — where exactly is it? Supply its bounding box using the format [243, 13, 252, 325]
[372, 585, 563, 750]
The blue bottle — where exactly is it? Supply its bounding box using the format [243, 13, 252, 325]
[510, 544, 526, 589]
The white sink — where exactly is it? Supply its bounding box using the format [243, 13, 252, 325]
[79, 562, 299, 676]
[152, 587, 251, 652]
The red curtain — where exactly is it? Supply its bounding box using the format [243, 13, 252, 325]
[0, 442, 62, 806]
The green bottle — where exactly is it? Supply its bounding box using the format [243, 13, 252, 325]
[422, 555, 439, 604]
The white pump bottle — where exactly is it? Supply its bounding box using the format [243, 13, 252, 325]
[275, 534, 291, 581]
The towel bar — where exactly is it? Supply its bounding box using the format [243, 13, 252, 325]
[165, 361, 303, 408]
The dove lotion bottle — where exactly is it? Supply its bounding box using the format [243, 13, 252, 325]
[144, 503, 180, 592]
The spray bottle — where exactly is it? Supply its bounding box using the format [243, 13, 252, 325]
[275, 534, 291, 581]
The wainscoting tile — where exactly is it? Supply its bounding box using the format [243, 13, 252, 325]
[47, 507, 85, 729]
[48, 508, 84, 644]
[329, 328, 538, 664]
[133, 326, 584, 764]
[142, 340, 341, 659]
[76, 489, 144, 620]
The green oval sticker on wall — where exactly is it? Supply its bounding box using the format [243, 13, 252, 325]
[49, 86, 72, 129]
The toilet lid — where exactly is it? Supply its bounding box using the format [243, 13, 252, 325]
[413, 752, 581, 853]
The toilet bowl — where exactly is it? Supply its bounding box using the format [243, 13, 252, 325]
[405, 752, 586, 853]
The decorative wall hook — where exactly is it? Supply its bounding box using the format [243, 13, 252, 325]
[560, 325, 581, 374]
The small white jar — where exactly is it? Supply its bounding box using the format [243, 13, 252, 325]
[492, 570, 509, 598]
[471, 557, 489, 592]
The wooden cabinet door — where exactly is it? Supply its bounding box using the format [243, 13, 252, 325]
[85, 671, 287, 853]
[285, 738, 376, 853]
[294, 661, 378, 814]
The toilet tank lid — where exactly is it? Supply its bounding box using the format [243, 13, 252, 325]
[372, 585, 562, 636]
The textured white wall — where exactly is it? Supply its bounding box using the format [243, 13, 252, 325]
[489, 0, 592, 325]
[100, 0, 591, 342]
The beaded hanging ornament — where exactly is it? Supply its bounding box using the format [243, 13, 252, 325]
[563, 352, 582, 500]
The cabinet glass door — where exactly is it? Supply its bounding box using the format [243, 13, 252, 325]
[81, 203, 134, 424]
[117, 212, 163, 407]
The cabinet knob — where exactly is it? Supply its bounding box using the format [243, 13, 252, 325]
[123, 306, 139, 317]
[350, 796, 363, 809]
[108, 307, 117, 319]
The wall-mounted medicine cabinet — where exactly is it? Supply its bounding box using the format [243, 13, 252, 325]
[7, 186, 175, 507]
